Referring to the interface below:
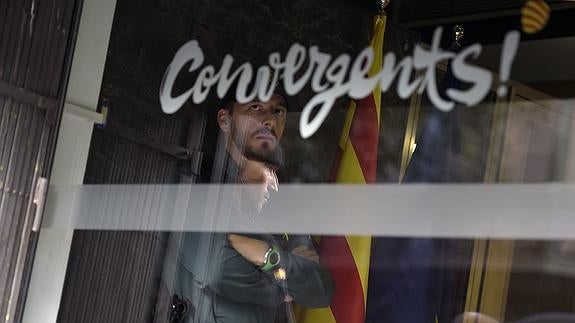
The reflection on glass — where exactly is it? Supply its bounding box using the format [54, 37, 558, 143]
[171, 88, 334, 322]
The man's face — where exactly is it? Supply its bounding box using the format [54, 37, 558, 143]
[219, 94, 287, 162]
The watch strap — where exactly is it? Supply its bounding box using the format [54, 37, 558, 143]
[260, 244, 280, 272]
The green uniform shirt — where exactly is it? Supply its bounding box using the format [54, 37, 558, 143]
[176, 232, 334, 323]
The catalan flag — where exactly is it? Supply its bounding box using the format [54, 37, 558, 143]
[297, 13, 386, 323]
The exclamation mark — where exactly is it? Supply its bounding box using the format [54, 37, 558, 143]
[498, 31, 521, 97]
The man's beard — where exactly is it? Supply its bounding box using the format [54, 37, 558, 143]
[244, 144, 284, 168]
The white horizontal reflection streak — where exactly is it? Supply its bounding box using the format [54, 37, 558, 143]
[43, 184, 575, 239]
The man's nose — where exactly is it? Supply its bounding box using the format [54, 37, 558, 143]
[261, 109, 276, 130]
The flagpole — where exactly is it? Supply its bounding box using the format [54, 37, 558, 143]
[379, 0, 390, 15]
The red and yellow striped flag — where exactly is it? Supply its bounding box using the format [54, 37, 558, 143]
[297, 14, 386, 323]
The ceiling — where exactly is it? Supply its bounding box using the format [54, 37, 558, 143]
[341, 0, 575, 44]
[340, 0, 575, 97]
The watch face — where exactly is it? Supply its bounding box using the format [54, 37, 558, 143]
[269, 252, 280, 265]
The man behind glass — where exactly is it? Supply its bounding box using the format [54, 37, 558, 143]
[173, 84, 334, 323]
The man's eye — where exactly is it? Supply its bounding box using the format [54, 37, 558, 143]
[249, 105, 263, 111]
[275, 108, 286, 116]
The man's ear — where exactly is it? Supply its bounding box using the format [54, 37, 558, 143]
[217, 108, 231, 132]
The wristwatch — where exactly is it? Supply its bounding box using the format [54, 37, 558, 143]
[260, 244, 281, 272]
